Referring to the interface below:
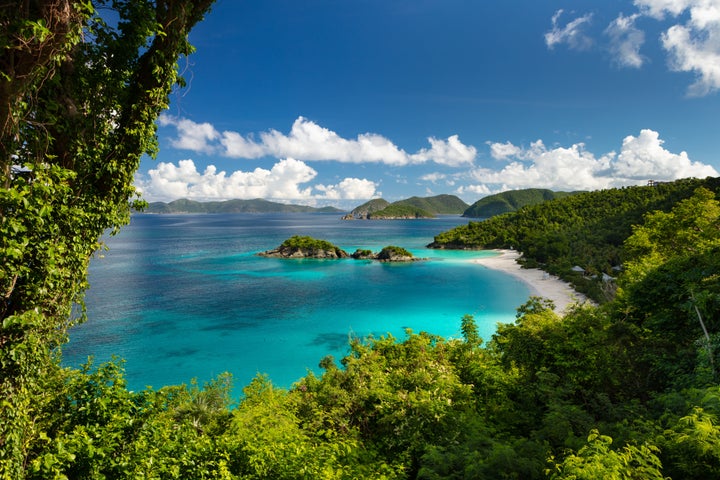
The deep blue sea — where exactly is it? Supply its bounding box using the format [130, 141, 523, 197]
[62, 213, 530, 391]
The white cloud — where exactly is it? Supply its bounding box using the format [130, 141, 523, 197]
[635, 0, 720, 95]
[456, 184, 492, 196]
[545, 9, 594, 51]
[315, 178, 380, 200]
[603, 0, 720, 95]
[139, 158, 380, 203]
[160, 115, 477, 167]
[661, 22, 720, 96]
[220, 131, 266, 158]
[158, 114, 219, 153]
[409, 135, 477, 166]
[420, 172, 447, 183]
[545, 1, 720, 95]
[464, 129, 717, 193]
[488, 141, 524, 161]
[605, 13, 646, 68]
[615, 128, 718, 178]
[635, 0, 696, 20]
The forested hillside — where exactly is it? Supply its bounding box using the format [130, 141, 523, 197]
[430, 177, 720, 300]
[392, 194, 468, 214]
[463, 188, 577, 218]
[345, 195, 468, 219]
[366, 194, 468, 218]
[350, 198, 391, 216]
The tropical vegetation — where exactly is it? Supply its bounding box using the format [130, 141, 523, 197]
[430, 177, 720, 301]
[349, 194, 468, 219]
[369, 203, 435, 219]
[462, 188, 577, 218]
[2, 1, 720, 478]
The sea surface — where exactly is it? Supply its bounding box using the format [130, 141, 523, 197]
[63, 213, 530, 391]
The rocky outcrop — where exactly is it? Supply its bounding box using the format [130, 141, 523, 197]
[375, 246, 418, 262]
[257, 236, 349, 259]
[352, 246, 422, 262]
[351, 249, 374, 260]
[258, 237, 424, 262]
[259, 246, 349, 259]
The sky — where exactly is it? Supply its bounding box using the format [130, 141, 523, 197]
[136, 0, 720, 208]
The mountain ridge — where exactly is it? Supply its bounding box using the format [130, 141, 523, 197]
[143, 198, 343, 214]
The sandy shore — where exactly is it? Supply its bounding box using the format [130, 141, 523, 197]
[473, 249, 590, 314]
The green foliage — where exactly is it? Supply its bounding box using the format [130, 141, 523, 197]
[548, 430, 664, 480]
[656, 389, 720, 479]
[376, 245, 413, 259]
[370, 203, 436, 219]
[463, 188, 577, 218]
[1, 0, 215, 475]
[430, 177, 720, 302]
[280, 235, 344, 253]
[351, 198, 391, 215]
[613, 188, 720, 391]
[353, 195, 467, 218]
[393, 194, 469, 215]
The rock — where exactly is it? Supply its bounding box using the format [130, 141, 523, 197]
[258, 237, 425, 262]
[351, 249, 375, 260]
[375, 246, 417, 262]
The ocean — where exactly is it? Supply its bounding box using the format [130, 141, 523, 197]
[62, 213, 530, 391]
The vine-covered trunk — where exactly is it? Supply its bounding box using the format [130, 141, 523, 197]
[0, 1, 214, 476]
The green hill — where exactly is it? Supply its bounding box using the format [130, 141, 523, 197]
[430, 177, 720, 301]
[394, 194, 468, 214]
[144, 198, 342, 214]
[368, 203, 435, 219]
[350, 198, 390, 217]
[346, 194, 468, 219]
[463, 188, 577, 218]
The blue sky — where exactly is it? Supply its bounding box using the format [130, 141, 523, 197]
[136, 0, 720, 207]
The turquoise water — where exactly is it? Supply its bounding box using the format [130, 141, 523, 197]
[63, 213, 530, 390]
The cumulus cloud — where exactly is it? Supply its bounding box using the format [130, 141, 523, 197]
[159, 115, 476, 167]
[545, 9, 594, 50]
[138, 157, 380, 203]
[409, 135, 477, 166]
[614, 128, 718, 178]
[488, 141, 524, 161]
[468, 129, 717, 193]
[158, 115, 219, 153]
[314, 178, 379, 200]
[633, 0, 720, 95]
[605, 13, 646, 68]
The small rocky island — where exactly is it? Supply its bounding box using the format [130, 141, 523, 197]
[258, 236, 423, 262]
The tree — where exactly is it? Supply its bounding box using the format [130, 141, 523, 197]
[0, 1, 214, 475]
[548, 430, 665, 480]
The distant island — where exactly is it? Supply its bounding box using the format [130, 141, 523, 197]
[143, 198, 343, 214]
[343, 194, 468, 219]
[462, 188, 579, 218]
[141, 191, 581, 219]
[258, 236, 422, 262]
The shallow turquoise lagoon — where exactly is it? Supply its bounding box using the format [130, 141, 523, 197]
[63, 213, 530, 390]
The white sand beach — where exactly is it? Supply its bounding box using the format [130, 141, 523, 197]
[473, 249, 590, 314]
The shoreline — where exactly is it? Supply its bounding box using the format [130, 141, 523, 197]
[473, 249, 590, 313]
